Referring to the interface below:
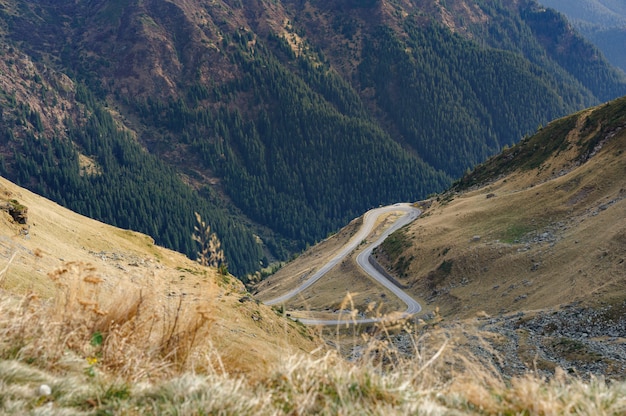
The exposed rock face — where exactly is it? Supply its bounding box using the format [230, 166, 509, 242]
[4, 200, 28, 224]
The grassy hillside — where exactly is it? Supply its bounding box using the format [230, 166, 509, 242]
[376, 96, 626, 378]
[416, 97, 626, 318]
[0, 176, 319, 377]
[1, 177, 625, 414]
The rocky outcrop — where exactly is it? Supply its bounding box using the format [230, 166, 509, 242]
[3, 199, 28, 224]
[394, 302, 626, 381]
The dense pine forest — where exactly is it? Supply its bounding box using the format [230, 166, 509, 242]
[1, 0, 626, 279]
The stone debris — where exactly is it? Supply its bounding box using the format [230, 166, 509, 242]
[388, 302, 626, 380]
[37, 384, 52, 396]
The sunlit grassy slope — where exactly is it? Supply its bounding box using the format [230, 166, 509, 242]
[384, 98, 626, 320]
[0, 175, 319, 377]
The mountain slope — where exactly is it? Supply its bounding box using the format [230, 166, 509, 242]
[396, 98, 626, 317]
[1, 0, 626, 278]
[377, 95, 626, 376]
[539, 0, 626, 73]
[0, 175, 318, 375]
[258, 95, 626, 378]
[538, 0, 626, 27]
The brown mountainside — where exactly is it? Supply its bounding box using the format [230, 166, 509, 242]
[395, 101, 626, 317]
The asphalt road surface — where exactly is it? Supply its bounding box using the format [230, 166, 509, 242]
[264, 203, 423, 325]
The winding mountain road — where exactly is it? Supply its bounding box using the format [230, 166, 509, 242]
[264, 203, 422, 325]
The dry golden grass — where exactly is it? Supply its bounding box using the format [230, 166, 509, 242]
[0, 269, 212, 382]
[369, 106, 626, 320]
[0, 176, 319, 379]
[2, 283, 626, 415]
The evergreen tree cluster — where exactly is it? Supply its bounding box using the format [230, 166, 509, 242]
[7, 88, 262, 278]
[136, 43, 450, 253]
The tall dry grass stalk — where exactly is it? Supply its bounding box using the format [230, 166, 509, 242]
[0, 261, 214, 383]
[0, 250, 18, 287]
[193, 212, 225, 270]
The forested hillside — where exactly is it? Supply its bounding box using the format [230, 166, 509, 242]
[1, 0, 625, 278]
[539, 0, 626, 72]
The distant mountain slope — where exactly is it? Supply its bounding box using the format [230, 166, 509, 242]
[539, 0, 626, 72]
[539, 0, 626, 26]
[1, 0, 626, 278]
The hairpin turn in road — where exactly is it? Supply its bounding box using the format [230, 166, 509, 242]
[263, 203, 422, 325]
